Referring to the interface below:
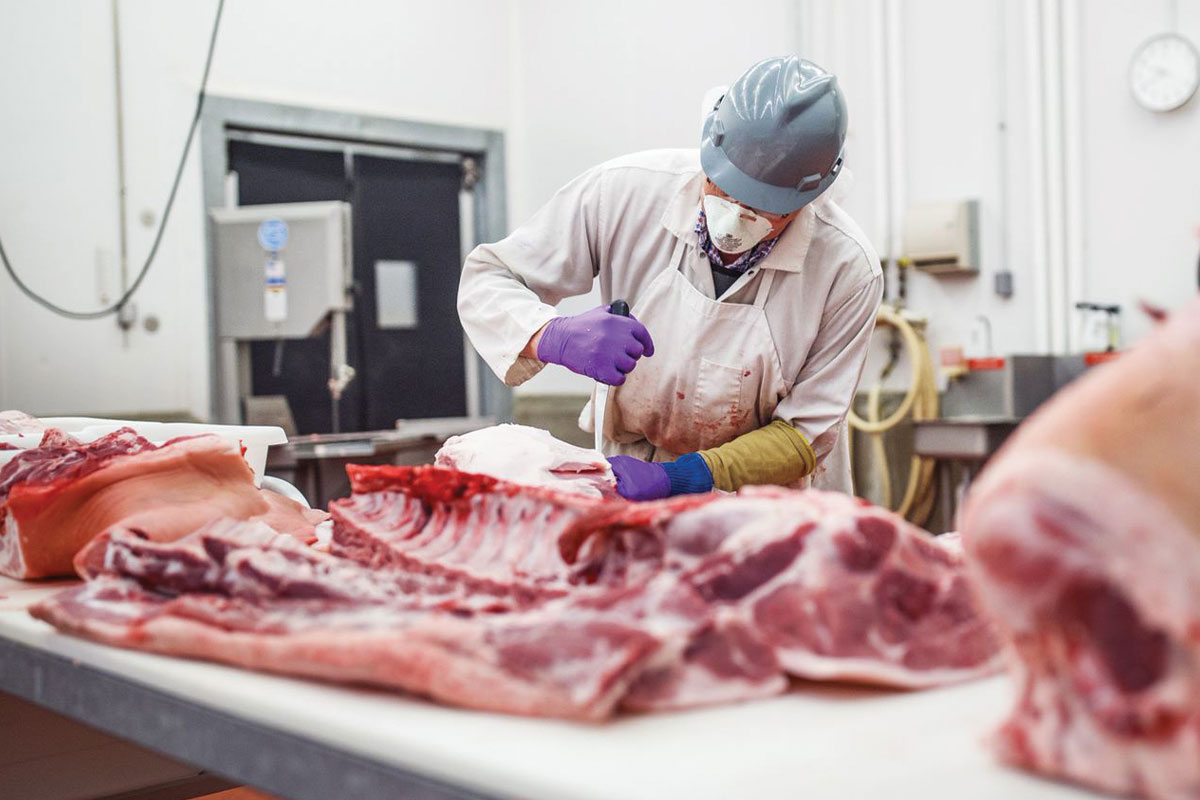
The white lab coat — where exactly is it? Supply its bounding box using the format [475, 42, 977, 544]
[458, 149, 882, 493]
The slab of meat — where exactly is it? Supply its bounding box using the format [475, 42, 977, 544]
[329, 465, 788, 709]
[435, 424, 617, 497]
[578, 487, 1001, 711]
[961, 297, 1200, 799]
[0, 428, 322, 579]
[330, 464, 657, 596]
[33, 464, 1001, 719]
[74, 519, 532, 613]
[35, 520, 701, 721]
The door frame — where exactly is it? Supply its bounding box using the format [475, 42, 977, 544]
[199, 95, 510, 426]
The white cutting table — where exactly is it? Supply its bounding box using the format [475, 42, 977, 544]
[0, 576, 1098, 800]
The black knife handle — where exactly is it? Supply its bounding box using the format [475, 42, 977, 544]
[609, 299, 630, 317]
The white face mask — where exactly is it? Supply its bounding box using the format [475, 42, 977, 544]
[702, 194, 775, 255]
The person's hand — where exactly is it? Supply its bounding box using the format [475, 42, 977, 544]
[536, 305, 654, 385]
[607, 455, 671, 501]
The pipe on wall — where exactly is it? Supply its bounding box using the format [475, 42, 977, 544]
[1061, 0, 1087, 351]
[1041, 0, 1070, 353]
[870, 0, 891, 296]
[1024, 0, 1052, 353]
[1025, 0, 1087, 354]
[884, 0, 907, 280]
[110, 0, 131, 330]
[995, 0, 1013, 294]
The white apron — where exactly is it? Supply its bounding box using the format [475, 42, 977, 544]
[578, 237, 854, 493]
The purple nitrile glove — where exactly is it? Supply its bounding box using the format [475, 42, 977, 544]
[607, 455, 671, 501]
[536, 305, 654, 386]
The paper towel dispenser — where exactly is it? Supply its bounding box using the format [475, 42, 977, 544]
[903, 200, 980, 275]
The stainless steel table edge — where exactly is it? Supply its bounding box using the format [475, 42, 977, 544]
[0, 638, 499, 800]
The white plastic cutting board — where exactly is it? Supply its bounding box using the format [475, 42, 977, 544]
[0, 578, 1099, 800]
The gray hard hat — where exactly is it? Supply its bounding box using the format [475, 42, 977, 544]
[701, 56, 848, 215]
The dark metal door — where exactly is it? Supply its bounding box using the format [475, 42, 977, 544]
[351, 155, 466, 427]
[226, 139, 466, 434]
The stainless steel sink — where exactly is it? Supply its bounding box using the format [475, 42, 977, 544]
[941, 355, 1057, 419]
[917, 354, 1092, 531]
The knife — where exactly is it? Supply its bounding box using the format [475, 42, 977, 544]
[594, 299, 630, 452]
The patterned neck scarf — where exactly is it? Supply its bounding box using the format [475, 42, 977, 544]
[695, 208, 779, 274]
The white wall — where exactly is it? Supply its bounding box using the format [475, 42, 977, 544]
[808, 0, 1200, 394]
[0, 0, 512, 417]
[0, 1, 136, 414]
[815, 0, 1042, 388]
[507, 0, 804, 395]
[893, 0, 1033, 357]
[1078, 0, 1200, 345]
[2, 0, 1198, 417]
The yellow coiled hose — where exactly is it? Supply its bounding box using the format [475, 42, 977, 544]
[847, 305, 939, 526]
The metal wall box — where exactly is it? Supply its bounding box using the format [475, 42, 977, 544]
[209, 201, 352, 340]
[903, 199, 980, 275]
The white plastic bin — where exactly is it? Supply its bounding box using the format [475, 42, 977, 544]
[0, 418, 287, 487]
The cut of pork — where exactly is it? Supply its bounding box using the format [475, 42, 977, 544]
[32, 460, 1004, 719]
[0, 428, 319, 579]
[584, 487, 1002, 707]
[75, 519, 538, 613]
[727, 489, 998, 688]
[962, 297, 1200, 799]
[34, 520, 697, 721]
[435, 424, 617, 497]
[621, 611, 787, 711]
[330, 464, 658, 596]
[34, 576, 663, 721]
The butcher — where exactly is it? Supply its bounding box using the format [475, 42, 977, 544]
[459, 56, 882, 501]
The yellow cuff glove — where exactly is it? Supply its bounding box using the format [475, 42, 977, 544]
[698, 419, 816, 492]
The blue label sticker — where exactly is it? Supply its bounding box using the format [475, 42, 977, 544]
[257, 218, 289, 252]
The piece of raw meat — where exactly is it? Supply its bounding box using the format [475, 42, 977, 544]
[32, 464, 1003, 719]
[34, 575, 664, 720]
[0, 428, 318, 579]
[287, 466, 789, 711]
[961, 296, 1200, 799]
[435, 424, 617, 497]
[255, 490, 331, 541]
[577, 487, 1002, 710]
[330, 464, 657, 595]
[74, 519, 526, 613]
[34, 519, 699, 721]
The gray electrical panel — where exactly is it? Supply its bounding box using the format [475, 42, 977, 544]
[209, 201, 352, 340]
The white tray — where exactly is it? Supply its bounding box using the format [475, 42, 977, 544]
[0, 417, 287, 487]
